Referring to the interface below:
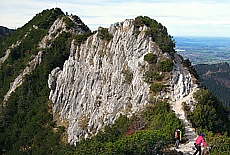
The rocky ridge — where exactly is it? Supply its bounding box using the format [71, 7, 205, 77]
[1, 9, 199, 151]
[1, 15, 86, 103]
[49, 20, 153, 144]
[48, 19, 198, 145]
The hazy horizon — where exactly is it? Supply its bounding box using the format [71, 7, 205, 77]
[1, 0, 230, 37]
[175, 36, 230, 65]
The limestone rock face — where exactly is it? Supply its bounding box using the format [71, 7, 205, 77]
[49, 19, 158, 144]
[169, 53, 198, 104]
[48, 19, 198, 144]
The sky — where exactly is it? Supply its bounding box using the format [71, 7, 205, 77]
[1, 0, 230, 37]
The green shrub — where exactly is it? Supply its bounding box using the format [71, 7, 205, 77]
[104, 130, 165, 155]
[74, 101, 184, 155]
[144, 70, 164, 83]
[144, 53, 157, 64]
[63, 16, 75, 30]
[71, 15, 90, 32]
[73, 32, 92, 45]
[189, 89, 230, 134]
[150, 82, 162, 93]
[208, 133, 230, 155]
[97, 27, 113, 41]
[157, 58, 174, 72]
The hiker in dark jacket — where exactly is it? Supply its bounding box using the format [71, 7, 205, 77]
[193, 134, 208, 155]
[174, 129, 181, 149]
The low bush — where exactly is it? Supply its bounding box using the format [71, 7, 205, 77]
[150, 82, 163, 93]
[144, 53, 157, 64]
[158, 58, 173, 72]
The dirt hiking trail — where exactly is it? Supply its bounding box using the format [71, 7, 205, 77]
[169, 54, 198, 155]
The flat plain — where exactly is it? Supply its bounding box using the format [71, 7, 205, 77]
[174, 36, 230, 65]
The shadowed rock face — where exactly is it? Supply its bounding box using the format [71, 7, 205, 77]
[48, 19, 197, 145]
[0, 26, 14, 38]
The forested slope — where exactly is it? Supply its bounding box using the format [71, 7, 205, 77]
[194, 62, 230, 107]
[0, 8, 91, 154]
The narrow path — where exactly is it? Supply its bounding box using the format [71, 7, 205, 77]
[170, 89, 197, 154]
[169, 53, 198, 154]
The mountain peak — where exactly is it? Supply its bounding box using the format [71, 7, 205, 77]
[1, 8, 229, 155]
[47, 15, 197, 144]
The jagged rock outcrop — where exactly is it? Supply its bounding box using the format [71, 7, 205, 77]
[49, 20, 153, 144]
[48, 19, 198, 145]
[38, 17, 67, 49]
[169, 54, 198, 106]
[39, 15, 85, 49]
[3, 51, 43, 102]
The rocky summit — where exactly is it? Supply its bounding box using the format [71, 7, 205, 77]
[48, 18, 197, 144]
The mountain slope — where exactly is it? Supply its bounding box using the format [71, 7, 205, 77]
[0, 8, 91, 154]
[0, 8, 229, 155]
[194, 62, 230, 106]
[0, 26, 14, 38]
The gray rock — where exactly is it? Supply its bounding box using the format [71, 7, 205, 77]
[48, 19, 158, 144]
[48, 19, 198, 145]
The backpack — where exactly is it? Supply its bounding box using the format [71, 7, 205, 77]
[175, 130, 182, 140]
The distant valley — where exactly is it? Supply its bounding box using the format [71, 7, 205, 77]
[175, 36, 230, 65]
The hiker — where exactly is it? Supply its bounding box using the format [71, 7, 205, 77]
[193, 134, 208, 155]
[174, 129, 181, 149]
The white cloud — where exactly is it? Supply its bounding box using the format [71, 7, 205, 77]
[1, 0, 230, 37]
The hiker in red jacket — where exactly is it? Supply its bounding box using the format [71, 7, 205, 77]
[174, 129, 181, 149]
[193, 134, 208, 155]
